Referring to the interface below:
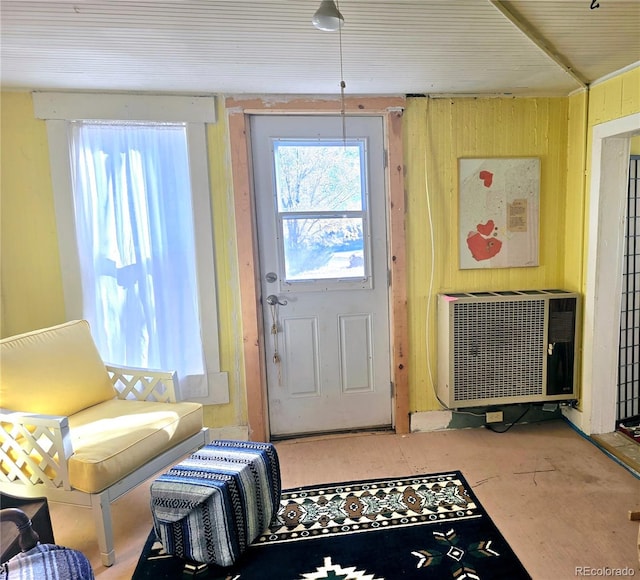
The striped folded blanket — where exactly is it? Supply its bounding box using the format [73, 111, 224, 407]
[0, 544, 94, 580]
[150, 440, 281, 567]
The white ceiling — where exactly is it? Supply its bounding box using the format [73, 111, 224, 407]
[1, 0, 639, 97]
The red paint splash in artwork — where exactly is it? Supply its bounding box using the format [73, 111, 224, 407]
[479, 170, 493, 187]
[476, 220, 495, 236]
[466, 232, 502, 261]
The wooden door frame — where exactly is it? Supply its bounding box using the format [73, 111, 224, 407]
[227, 96, 408, 441]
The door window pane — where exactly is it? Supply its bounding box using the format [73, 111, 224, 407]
[273, 141, 364, 212]
[283, 217, 365, 280]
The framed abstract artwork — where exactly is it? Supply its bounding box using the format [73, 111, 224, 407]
[458, 157, 540, 269]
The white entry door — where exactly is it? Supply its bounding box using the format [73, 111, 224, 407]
[251, 115, 392, 437]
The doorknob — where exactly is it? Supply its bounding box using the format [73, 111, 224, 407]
[266, 294, 288, 306]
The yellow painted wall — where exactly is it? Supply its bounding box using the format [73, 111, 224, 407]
[203, 100, 246, 428]
[587, 67, 640, 127]
[592, 68, 640, 154]
[564, 91, 588, 291]
[567, 67, 640, 411]
[3, 69, 637, 424]
[580, 66, 640, 296]
[0, 92, 245, 428]
[0, 92, 65, 335]
[404, 97, 569, 412]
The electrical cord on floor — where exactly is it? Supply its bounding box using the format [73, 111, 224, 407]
[484, 405, 532, 433]
[451, 409, 486, 417]
[434, 393, 488, 417]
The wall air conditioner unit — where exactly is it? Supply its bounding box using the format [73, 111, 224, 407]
[437, 290, 579, 408]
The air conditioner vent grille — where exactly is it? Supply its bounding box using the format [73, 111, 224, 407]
[452, 300, 545, 402]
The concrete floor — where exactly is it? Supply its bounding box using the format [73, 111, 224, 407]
[48, 419, 639, 579]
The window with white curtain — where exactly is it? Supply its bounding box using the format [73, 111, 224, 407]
[34, 93, 229, 404]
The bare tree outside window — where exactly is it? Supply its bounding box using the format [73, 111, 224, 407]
[273, 141, 368, 280]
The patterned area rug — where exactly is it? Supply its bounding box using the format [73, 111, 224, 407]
[133, 471, 530, 579]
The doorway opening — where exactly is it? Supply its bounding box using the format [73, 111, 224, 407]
[617, 155, 640, 441]
[227, 96, 409, 441]
[567, 112, 640, 473]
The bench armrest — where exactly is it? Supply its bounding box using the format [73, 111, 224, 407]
[106, 365, 179, 403]
[0, 409, 73, 490]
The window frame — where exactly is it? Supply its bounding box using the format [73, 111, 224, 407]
[33, 92, 229, 404]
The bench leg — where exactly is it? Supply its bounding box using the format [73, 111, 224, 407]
[90, 493, 115, 567]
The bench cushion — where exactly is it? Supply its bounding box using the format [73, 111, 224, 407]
[0, 320, 115, 417]
[67, 399, 203, 493]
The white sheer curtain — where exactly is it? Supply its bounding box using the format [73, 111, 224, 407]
[70, 121, 208, 399]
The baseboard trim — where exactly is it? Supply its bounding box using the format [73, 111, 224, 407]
[410, 410, 453, 432]
[411, 404, 564, 432]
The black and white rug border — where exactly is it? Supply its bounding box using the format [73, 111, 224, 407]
[258, 470, 483, 545]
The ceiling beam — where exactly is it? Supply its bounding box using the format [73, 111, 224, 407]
[489, 0, 588, 88]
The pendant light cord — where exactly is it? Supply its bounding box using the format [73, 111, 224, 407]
[337, 0, 346, 142]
